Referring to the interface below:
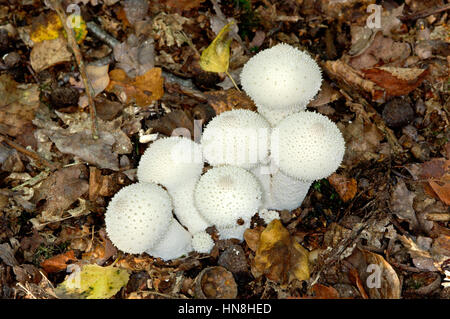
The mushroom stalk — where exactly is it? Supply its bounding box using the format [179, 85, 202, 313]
[146, 219, 193, 261]
[169, 179, 210, 234]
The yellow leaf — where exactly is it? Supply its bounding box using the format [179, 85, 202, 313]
[199, 21, 234, 73]
[252, 219, 310, 285]
[30, 12, 62, 43]
[56, 264, 130, 299]
[30, 12, 88, 44]
[66, 14, 88, 44]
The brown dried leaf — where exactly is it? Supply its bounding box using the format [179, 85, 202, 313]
[0, 74, 40, 137]
[420, 158, 450, 205]
[363, 67, 428, 97]
[328, 173, 357, 202]
[106, 67, 164, 106]
[251, 220, 309, 285]
[165, 0, 205, 11]
[30, 37, 72, 73]
[390, 180, 419, 230]
[310, 284, 341, 299]
[346, 248, 401, 299]
[204, 88, 256, 115]
[40, 250, 77, 274]
[32, 165, 89, 223]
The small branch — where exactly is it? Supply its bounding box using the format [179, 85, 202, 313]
[48, 0, 99, 139]
[225, 70, 241, 92]
[400, 4, 450, 21]
[0, 135, 59, 171]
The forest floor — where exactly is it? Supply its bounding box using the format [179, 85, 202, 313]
[0, 0, 449, 299]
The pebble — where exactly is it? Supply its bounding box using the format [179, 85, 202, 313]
[218, 245, 248, 274]
[382, 98, 415, 128]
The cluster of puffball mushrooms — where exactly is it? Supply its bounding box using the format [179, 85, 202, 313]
[105, 44, 346, 261]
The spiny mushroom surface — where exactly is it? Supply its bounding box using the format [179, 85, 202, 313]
[105, 183, 173, 254]
[192, 231, 215, 254]
[240, 43, 322, 110]
[194, 166, 262, 229]
[137, 136, 203, 189]
[137, 136, 210, 234]
[201, 109, 271, 169]
[271, 111, 345, 181]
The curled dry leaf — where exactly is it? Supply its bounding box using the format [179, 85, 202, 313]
[362, 67, 428, 97]
[346, 248, 401, 299]
[420, 158, 450, 206]
[0, 74, 39, 137]
[40, 250, 77, 274]
[85, 64, 110, 97]
[251, 220, 309, 285]
[106, 67, 164, 106]
[328, 173, 357, 202]
[113, 34, 155, 78]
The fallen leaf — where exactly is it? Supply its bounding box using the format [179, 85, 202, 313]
[85, 64, 110, 97]
[30, 37, 72, 73]
[30, 12, 62, 43]
[251, 220, 309, 285]
[346, 248, 401, 299]
[203, 88, 256, 115]
[0, 74, 40, 137]
[55, 263, 129, 299]
[31, 165, 89, 225]
[420, 158, 450, 206]
[363, 67, 428, 97]
[390, 180, 419, 230]
[328, 173, 357, 202]
[106, 67, 164, 106]
[310, 284, 340, 299]
[40, 250, 77, 274]
[165, 0, 205, 11]
[200, 21, 234, 73]
[113, 34, 155, 78]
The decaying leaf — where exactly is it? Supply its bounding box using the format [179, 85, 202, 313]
[0, 74, 40, 137]
[30, 36, 72, 73]
[200, 21, 234, 73]
[106, 67, 164, 106]
[55, 263, 129, 299]
[40, 250, 77, 274]
[31, 165, 89, 226]
[390, 180, 419, 230]
[85, 64, 110, 97]
[113, 34, 155, 78]
[328, 173, 357, 202]
[204, 88, 256, 115]
[420, 158, 450, 206]
[363, 67, 428, 97]
[251, 220, 309, 285]
[165, 0, 205, 11]
[346, 248, 401, 299]
[30, 12, 62, 43]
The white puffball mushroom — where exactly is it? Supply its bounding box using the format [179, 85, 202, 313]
[137, 136, 210, 234]
[217, 220, 250, 241]
[271, 111, 345, 181]
[240, 43, 322, 110]
[201, 109, 271, 169]
[258, 209, 279, 225]
[257, 103, 306, 127]
[192, 231, 215, 254]
[194, 166, 262, 229]
[137, 136, 203, 190]
[105, 183, 190, 258]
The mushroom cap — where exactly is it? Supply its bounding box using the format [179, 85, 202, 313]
[271, 112, 345, 181]
[240, 43, 322, 109]
[192, 231, 215, 254]
[257, 103, 306, 127]
[194, 166, 262, 228]
[201, 109, 271, 169]
[137, 136, 203, 189]
[105, 183, 173, 254]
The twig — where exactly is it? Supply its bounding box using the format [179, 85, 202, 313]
[48, 0, 99, 139]
[0, 135, 59, 170]
[225, 70, 241, 92]
[400, 4, 450, 21]
[86, 21, 120, 48]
